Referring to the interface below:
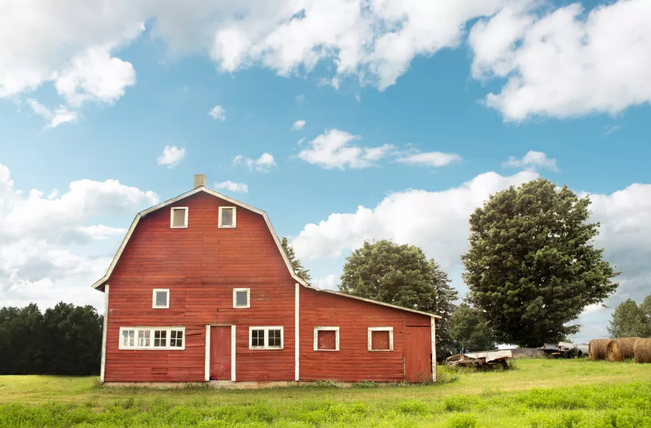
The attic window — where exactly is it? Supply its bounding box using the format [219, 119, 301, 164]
[170, 207, 188, 228]
[153, 289, 170, 309]
[233, 288, 250, 308]
[219, 206, 236, 228]
[314, 327, 340, 351]
[368, 327, 393, 351]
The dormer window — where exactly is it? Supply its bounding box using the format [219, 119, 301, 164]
[219, 206, 236, 228]
[170, 207, 188, 228]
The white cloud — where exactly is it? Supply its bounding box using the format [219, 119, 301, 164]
[234, 153, 276, 173]
[28, 99, 78, 129]
[0, 164, 158, 309]
[291, 120, 306, 131]
[470, 0, 651, 121]
[503, 151, 559, 172]
[208, 105, 226, 121]
[54, 45, 136, 107]
[313, 274, 339, 290]
[292, 170, 539, 265]
[214, 180, 249, 194]
[298, 129, 395, 170]
[396, 151, 461, 167]
[157, 145, 186, 169]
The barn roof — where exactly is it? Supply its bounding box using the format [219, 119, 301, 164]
[91, 185, 440, 319]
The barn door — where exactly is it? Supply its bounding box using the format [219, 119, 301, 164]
[404, 326, 432, 383]
[210, 326, 232, 380]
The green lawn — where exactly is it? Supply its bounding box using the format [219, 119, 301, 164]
[1, 359, 651, 427]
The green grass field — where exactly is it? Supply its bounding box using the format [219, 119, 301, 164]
[1, 359, 650, 427]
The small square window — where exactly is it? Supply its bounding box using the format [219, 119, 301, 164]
[251, 329, 265, 347]
[233, 288, 250, 308]
[153, 289, 170, 309]
[268, 329, 282, 347]
[170, 330, 184, 348]
[219, 206, 236, 228]
[170, 207, 188, 228]
[154, 330, 167, 347]
[368, 327, 393, 352]
[314, 327, 340, 351]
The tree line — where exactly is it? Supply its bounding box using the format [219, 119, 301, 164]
[0, 303, 102, 375]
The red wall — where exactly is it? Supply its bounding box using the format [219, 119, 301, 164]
[104, 192, 296, 382]
[299, 288, 431, 382]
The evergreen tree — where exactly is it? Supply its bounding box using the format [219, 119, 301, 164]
[462, 179, 618, 347]
[281, 237, 312, 283]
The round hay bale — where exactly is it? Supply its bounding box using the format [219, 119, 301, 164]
[634, 338, 651, 364]
[589, 339, 612, 360]
[607, 338, 640, 361]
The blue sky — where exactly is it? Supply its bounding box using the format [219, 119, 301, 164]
[1, 0, 650, 344]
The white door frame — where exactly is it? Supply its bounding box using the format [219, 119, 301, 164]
[205, 324, 236, 382]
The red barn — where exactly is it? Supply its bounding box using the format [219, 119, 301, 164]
[93, 175, 440, 386]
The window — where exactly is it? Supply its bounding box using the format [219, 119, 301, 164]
[152, 289, 170, 309]
[249, 327, 283, 350]
[170, 207, 188, 228]
[314, 327, 340, 351]
[219, 206, 236, 228]
[368, 327, 393, 352]
[233, 288, 250, 308]
[119, 327, 185, 350]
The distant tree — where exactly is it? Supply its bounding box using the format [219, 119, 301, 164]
[462, 179, 619, 347]
[282, 237, 311, 283]
[42, 303, 103, 375]
[339, 239, 458, 359]
[608, 297, 651, 338]
[449, 303, 497, 353]
[0, 302, 102, 375]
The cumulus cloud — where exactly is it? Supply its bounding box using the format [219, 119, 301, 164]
[157, 145, 186, 168]
[503, 151, 559, 172]
[292, 170, 539, 265]
[234, 153, 276, 173]
[396, 151, 461, 167]
[470, 0, 651, 121]
[291, 120, 306, 131]
[0, 163, 158, 309]
[214, 180, 249, 194]
[208, 105, 226, 121]
[298, 129, 395, 170]
[28, 99, 78, 129]
[313, 274, 339, 290]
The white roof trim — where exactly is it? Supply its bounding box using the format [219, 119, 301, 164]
[91, 187, 310, 290]
[309, 287, 441, 319]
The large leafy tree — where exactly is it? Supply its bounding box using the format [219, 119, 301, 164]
[340, 239, 458, 359]
[608, 296, 651, 338]
[449, 303, 497, 353]
[282, 237, 312, 283]
[462, 179, 618, 347]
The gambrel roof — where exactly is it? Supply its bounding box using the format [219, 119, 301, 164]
[91, 186, 440, 319]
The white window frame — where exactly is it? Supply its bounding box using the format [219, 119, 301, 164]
[170, 207, 189, 229]
[313, 327, 340, 352]
[368, 327, 394, 352]
[218, 206, 237, 228]
[119, 327, 185, 350]
[152, 289, 170, 309]
[233, 288, 250, 309]
[249, 326, 284, 350]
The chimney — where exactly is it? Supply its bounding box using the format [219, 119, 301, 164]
[193, 174, 207, 189]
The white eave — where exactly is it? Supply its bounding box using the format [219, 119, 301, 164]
[91, 186, 442, 320]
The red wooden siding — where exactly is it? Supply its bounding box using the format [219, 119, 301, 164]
[299, 287, 432, 382]
[104, 192, 296, 382]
